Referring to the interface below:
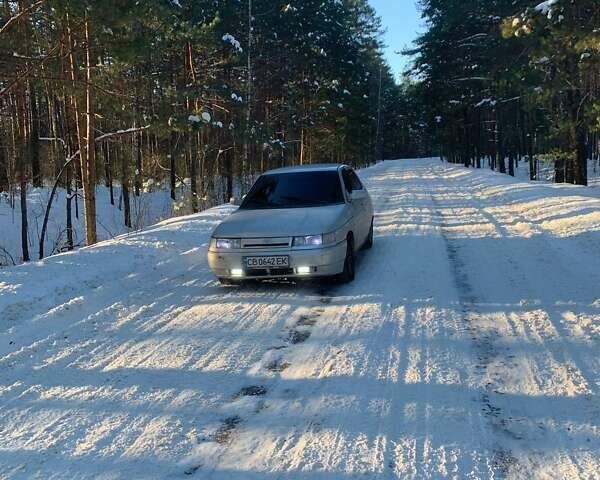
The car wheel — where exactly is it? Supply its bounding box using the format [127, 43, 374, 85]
[218, 278, 241, 286]
[363, 219, 374, 250]
[337, 237, 355, 283]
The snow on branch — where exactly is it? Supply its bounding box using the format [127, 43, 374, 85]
[96, 126, 151, 143]
[534, 0, 559, 16]
[222, 34, 243, 53]
[457, 33, 489, 43]
[39, 137, 67, 147]
[452, 77, 491, 82]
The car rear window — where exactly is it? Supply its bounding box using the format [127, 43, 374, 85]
[240, 171, 344, 209]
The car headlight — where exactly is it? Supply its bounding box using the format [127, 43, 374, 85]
[293, 233, 336, 247]
[211, 238, 241, 249]
[293, 235, 323, 247]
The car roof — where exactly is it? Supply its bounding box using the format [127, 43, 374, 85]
[264, 164, 347, 175]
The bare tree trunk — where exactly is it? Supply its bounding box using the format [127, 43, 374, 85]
[190, 133, 198, 213]
[134, 129, 142, 196]
[121, 143, 131, 228]
[300, 128, 305, 165]
[375, 63, 383, 162]
[225, 148, 233, 203]
[573, 127, 587, 186]
[49, 95, 62, 179]
[242, 0, 252, 192]
[496, 115, 506, 174]
[555, 156, 566, 183]
[67, 12, 97, 245]
[170, 130, 176, 201]
[60, 70, 74, 250]
[134, 91, 142, 196]
[81, 13, 97, 244]
[15, 1, 30, 261]
[66, 163, 73, 250]
[66, 15, 82, 226]
[527, 113, 536, 181]
[19, 164, 29, 261]
[475, 111, 482, 169]
[29, 84, 41, 187]
[16, 88, 30, 261]
[0, 132, 8, 191]
[565, 153, 575, 184]
[102, 142, 114, 205]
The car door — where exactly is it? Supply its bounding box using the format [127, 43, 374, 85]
[342, 167, 369, 246]
[341, 168, 360, 242]
[347, 168, 371, 245]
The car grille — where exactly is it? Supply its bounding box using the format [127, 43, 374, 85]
[241, 237, 292, 249]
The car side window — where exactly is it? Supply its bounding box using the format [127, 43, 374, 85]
[341, 169, 353, 194]
[348, 169, 363, 191]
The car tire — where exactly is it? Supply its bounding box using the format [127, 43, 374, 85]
[337, 237, 355, 283]
[363, 219, 374, 250]
[218, 278, 241, 286]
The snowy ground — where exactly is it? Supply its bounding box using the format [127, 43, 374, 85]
[0, 158, 599, 479]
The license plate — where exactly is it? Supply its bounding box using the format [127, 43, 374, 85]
[244, 256, 289, 269]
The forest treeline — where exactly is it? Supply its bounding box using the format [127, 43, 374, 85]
[411, 0, 600, 185]
[0, 0, 425, 260]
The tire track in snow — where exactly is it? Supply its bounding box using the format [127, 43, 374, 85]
[430, 162, 600, 478]
[430, 177, 521, 477]
[182, 284, 336, 477]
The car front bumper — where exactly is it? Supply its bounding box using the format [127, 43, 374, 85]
[207, 241, 347, 280]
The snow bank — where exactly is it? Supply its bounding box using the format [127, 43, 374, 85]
[0, 175, 240, 267]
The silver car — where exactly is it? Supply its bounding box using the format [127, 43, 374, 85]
[207, 164, 374, 285]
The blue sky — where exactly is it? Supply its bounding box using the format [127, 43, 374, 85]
[369, 0, 423, 79]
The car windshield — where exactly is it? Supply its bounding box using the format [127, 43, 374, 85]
[240, 171, 344, 210]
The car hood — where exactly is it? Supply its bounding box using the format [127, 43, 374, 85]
[213, 204, 350, 238]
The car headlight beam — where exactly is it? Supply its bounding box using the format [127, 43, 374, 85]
[296, 266, 311, 275]
[231, 268, 244, 277]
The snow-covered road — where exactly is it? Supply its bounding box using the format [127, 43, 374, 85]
[0, 159, 599, 479]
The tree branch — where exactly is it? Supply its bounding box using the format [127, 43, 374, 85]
[0, 0, 47, 37]
[0, 43, 60, 98]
